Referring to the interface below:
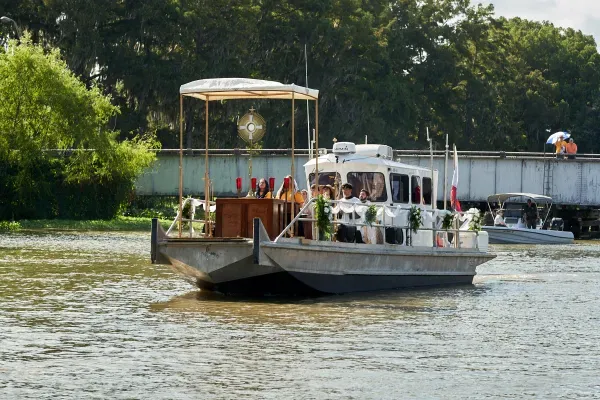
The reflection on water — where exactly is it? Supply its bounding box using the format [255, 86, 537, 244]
[1, 232, 600, 399]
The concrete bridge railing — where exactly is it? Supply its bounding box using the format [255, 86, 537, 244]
[134, 149, 600, 206]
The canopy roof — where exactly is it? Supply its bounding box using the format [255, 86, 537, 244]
[487, 193, 553, 204]
[180, 78, 319, 101]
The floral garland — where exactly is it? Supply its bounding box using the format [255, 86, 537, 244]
[365, 205, 377, 226]
[409, 205, 423, 233]
[442, 212, 455, 230]
[315, 194, 332, 239]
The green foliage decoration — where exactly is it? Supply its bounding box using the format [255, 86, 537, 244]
[315, 195, 332, 240]
[409, 205, 423, 234]
[365, 205, 377, 226]
[442, 212, 455, 230]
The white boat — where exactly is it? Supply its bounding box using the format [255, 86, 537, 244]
[482, 193, 574, 245]
[150, 78, 496, 295]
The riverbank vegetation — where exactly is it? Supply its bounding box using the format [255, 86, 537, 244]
[0, 36, 158, 221]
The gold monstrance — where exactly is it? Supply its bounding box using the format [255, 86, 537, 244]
[237, 107, 266, 197]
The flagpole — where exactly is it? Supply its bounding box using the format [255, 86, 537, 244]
[426, 127, 435, 210]
[443, 134, 448, 210]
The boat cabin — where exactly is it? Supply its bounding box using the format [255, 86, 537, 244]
[304, 141, 438, 209]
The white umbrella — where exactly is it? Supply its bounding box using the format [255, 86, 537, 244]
[546, 131, 570, 144]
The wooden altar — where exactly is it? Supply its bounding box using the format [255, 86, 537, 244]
[215, 198, 295, 240]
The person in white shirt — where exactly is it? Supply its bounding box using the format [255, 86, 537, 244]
[339, 183, 359, 224]
[494, 210, 507, 227]
[359, 189, 370, 203]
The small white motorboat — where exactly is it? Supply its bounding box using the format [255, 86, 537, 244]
[482, 193, 574, 245]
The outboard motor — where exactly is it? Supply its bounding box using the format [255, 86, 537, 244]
[550, 218, 564, 231]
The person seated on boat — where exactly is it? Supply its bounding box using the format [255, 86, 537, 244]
[494, 210, 507, 227]
[321, 184, 335, 200]
[359, 189, 370, 204]
[276, 175, 304, 205]
[255, 178, 272, 199]
[522, 199, 539, 229]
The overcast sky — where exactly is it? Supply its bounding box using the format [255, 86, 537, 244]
[480, 0, 600, 44]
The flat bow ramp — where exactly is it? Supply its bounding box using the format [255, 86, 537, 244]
[135, 150, 600, 206]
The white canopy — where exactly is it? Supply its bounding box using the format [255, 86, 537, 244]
[487, 193, 553, 204]
[180, 78, 319, 101]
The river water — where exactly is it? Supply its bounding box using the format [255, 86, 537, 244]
[1, 231, 599, 399]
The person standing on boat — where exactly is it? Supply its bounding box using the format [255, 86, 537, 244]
[339, 183, 360, 224]
[255, 178, 272, 198]
[321, 185, 335, 200]
[359, 189, 370, 203]
[522, 199, 539, 229]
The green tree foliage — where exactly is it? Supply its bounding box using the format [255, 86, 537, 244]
[2, 0, 600, 154]
[0, 36, 158, 220]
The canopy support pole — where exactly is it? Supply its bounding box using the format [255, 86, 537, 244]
[315, 98, 319, 193]
[444, 134, 448, 210]
[205, 98, 211, 237]
[291, 92, 295, 236]
[178, 95, 184, 237]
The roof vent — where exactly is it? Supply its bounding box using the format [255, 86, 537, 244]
[332, 142, 356, 155]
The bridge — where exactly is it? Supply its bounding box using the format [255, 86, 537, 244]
[134, 149, 600, 207]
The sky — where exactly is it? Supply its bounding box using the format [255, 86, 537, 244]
[480, 0, 600, 44]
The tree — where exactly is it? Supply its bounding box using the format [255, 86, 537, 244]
[0, 35, 158, 219]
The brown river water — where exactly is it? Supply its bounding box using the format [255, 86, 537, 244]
[1, 231, 599, 399]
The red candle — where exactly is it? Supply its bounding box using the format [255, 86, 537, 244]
[251, 177, 257, 190]
[269, 177, 275, 190]
[236, 177, 242, 190]
[283, 177, 290, 189]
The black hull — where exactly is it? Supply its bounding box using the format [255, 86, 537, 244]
[205, 271, 475, 296]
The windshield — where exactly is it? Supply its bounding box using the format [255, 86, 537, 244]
[308, 172, 340, 187]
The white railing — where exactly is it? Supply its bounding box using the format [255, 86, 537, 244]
[274, 199, 481, 249]
[165, 197, 216, 238]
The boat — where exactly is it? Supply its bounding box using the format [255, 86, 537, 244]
[150, 77, 496, 296]
[482, 193, 574, 244]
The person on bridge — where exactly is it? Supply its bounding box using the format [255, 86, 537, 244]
[566, 138, 578, 160]
[554, 134, 568, 159]
[522, 199, 539, 229]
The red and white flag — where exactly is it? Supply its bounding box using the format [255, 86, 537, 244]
[450, 144, 462, 212]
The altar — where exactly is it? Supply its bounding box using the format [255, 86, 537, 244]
[215, 198, 297, 240]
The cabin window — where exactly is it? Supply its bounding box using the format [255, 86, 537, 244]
[308, 172, 341, 187]
[346, 172, 387, 202]
[390, 174, 409, 203]
[423, 177, 432, 205]
[411, 176, 421, 204]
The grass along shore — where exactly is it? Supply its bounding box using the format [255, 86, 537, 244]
[0, 216, 174, 232]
